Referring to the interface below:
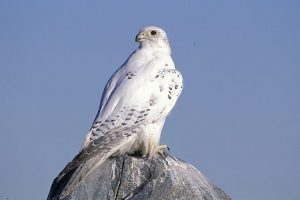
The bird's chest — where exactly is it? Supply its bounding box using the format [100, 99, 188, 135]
[126, 57, 174, 83]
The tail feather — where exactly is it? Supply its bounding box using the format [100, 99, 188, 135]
[48, 129, 137, 199]
[48, 156, 109, 199]
[60, 156, 105, 199]
[48, 142, 130, 199]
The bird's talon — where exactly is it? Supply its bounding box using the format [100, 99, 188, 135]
[158, 145, 169, 158]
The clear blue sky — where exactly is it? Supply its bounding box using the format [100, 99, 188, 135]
[1, 1, 299, 199]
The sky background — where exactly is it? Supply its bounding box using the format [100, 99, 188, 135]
[1, 1, 299, 200]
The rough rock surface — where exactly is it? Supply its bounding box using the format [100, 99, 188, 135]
[48, 153, 231, 200]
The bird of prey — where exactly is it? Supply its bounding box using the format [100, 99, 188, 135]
[48, 26, 183, 199]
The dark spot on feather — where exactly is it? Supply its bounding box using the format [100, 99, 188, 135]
[124, 132, 131, 137]
[92, 124, 97, 128]
[93, 139, 100, 145]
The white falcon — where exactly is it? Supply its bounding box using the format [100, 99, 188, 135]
[48, 26, 183, 199]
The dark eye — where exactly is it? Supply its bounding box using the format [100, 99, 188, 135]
[151, 30, 157, 35]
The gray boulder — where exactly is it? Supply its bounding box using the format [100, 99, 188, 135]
[48, 153, 231, 200]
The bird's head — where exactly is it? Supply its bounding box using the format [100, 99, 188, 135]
[135, 26, 171, 54]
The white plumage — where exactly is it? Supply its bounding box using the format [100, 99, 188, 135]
[48, 26, 183, 199]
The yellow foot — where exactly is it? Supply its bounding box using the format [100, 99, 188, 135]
[157, 144, 170, 158]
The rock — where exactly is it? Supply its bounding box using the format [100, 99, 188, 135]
[48, 153, 231, 200]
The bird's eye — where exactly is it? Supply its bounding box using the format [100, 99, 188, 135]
[151, 30, 157, 35]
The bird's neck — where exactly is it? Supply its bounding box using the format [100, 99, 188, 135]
[139, 42, 171, 56]
[124, 46, 173, 72]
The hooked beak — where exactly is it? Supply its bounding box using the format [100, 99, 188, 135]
[135, 32, 146, 42]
